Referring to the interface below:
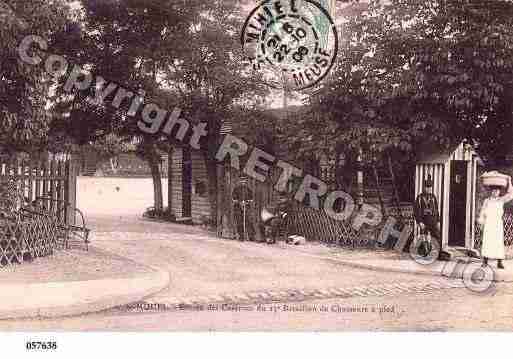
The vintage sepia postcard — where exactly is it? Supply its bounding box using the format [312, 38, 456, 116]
[1, 0, 513, 355]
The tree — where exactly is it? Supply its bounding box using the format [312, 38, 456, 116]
[50, 0, 202, 213]
[308, 0, 513, 168]
[160, 0, 268, 223]
[0, 0, 72, 156]
[50, 0, 268, 218]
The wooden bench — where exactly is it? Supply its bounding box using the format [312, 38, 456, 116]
[28, 196, 91, 251]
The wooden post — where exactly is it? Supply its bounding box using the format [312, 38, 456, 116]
[49, 159, 55, 213]
[27, 161, 33, 205]
[227, 165, 236, 238]
[43, 159, 49, 210]
[216, 163, 224, 237]
[58, 161, 65, 222]
[253, 179, 264, 242]
[65, 160, 77, 225]
[35, 161, 41, 204]
[16, 158, 23, 208]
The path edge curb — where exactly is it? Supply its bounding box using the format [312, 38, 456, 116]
[313, 254, 513, 283]
[0, 247, 170, 320]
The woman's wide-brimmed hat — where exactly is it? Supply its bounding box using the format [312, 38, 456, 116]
[481, 171, 509, 188]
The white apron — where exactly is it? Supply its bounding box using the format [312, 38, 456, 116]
[479, 198, 505, 259]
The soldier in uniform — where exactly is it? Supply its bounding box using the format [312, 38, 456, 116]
[232, 175, 255, 241]
[414, 174, 441, 257]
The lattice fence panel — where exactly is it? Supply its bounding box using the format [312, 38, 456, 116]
[1, 187, 60, 266]
[0, 215, 58, 266]
[282, 203, 414, 249]
[286, 206, 362, 247]
[505, 214, 513, 247]
[0, 159, 76, 266]
[474, 212, 513, 258]
[0, 219, 24, 265]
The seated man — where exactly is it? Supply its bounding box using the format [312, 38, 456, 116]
[262, 194, 291, 244]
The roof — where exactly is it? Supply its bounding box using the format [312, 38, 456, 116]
[416, 142, 460, 164]
[416, 140, 483, 165]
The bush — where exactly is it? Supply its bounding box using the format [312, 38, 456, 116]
[142, 206, 175, 221]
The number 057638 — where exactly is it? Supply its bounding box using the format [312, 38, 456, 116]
[26, 341, 57, 350]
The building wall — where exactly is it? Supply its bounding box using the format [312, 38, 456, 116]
[190, 151, 211, 222]
[170, 148, 183, 218]
[415, 142, 480, 249]
[169, 148, 212, 223]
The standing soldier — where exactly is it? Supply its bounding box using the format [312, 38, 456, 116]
[414, 174, 441, 257]
[232, 175, 255, 241]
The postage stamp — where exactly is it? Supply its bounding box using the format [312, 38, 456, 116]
[241, 0, 339, 91]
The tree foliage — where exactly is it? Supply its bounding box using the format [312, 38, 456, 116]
[48, 0, 269, 215]
[0, 0, 72, 155]
[308, 0, 513, 166]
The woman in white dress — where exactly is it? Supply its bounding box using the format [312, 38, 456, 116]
[478, 175, 513, 269]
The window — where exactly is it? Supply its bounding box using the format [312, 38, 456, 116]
[195, 180, 208, 197]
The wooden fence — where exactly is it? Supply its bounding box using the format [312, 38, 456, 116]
[217, 166, 513, 256]
[0, 159, 77, 224]
[216, 165, 410, 247]
[0, 159, 77, 265]
[288, 203, 513, 256]
[286, 205, 360, 246]
[286, 199, 513, 256]
[285, 203, 414, 248]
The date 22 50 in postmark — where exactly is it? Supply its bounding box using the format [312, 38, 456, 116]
[241, 0, 339, 91]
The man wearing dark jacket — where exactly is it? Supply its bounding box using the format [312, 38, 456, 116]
[414, 174, 441, 256]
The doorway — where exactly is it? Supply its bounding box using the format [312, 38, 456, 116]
[448, 160, 468, 247]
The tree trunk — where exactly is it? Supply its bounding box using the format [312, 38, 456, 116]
[149, 155, 164, 213]
[140, 138, 164, 214]
[253, 179, 264, 242]
[204, 154, 218, 228]
[109, 157, 118, 174]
